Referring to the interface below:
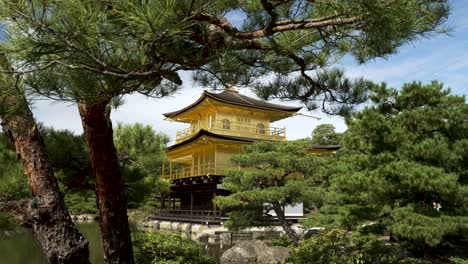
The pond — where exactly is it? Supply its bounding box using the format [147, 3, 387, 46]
[0, 222, 232, 264]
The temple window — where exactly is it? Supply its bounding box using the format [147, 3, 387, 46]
[222, 119, 231, 130]
[256, 123, 266, 134]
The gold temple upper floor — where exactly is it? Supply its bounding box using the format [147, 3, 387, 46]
[175, 120, 286, 143]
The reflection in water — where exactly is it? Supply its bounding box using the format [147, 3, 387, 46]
[0, 223, 104, 264]
[0, 222, 234, 264]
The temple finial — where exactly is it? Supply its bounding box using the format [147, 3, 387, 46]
[224, 86, 238, 93]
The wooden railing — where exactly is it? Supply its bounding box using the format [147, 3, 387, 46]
[152, 209, 222, 224]
[162, 162, 233, 180]
[175, 120, 286, 143]
[161, 162, 305, 181]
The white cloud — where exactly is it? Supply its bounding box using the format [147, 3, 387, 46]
[30, 3, 468, 140]
[31, 73, 343, 143]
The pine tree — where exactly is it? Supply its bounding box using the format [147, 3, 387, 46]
[0, 55, 90, 263]
[0, 1, 451, 262]
[311, 124, 342, 145]
[215, 140, 322, 245]
[114, 123, 170, 207]
[304, 81, 468, 260]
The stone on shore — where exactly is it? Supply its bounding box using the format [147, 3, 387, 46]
[220, 240, 289, 264]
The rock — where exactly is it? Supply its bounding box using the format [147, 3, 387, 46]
[303, 227, 324, 239]
[220, 240, 259, 264]
[159, 221, 172, 230]
[220, 232, 232, 244]
[152, 220, 160, 230]
[220, 240, 289, 264]
[172, 222, 182, 232]
[183, 223, 191, 235]
[73, 214, 97, 222]
[257, 246, 289, 264]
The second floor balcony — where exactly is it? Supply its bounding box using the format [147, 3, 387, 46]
[162, 162, 232, 180]
[175, 120, 286, 143]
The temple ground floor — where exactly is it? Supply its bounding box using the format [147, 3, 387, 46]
[153, 175, 304, 225]
[155, 175, 228, 224]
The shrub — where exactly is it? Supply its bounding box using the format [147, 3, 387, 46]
[271, 236, 293, 247]
[0, 162, 29, 201]
[450, 257, 468, 264]
[132, 231, 215, 264]
[289, 229, 402, 264]
[0, 212, 17, 231]
[63, 190, 98, 215]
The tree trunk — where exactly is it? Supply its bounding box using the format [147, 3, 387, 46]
[272, 201, 300, 245]
[78, 101, 134, 264]
[0, 94, 90, 263]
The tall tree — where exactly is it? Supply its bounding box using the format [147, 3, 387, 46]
[311, 124, 342, 145]
[41, 127, 94, 191]
[114, 123, 170, 207]
[304, 82, 468, 260]
[0, 1, 450, 262]
[215, 140, 321, 245]
[0, 55, 90, 263]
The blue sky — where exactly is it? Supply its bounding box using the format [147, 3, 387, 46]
[339, 1, 468, 96]
[2, 2, 467, 140]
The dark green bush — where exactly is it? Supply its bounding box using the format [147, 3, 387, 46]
[289, 229, 405, 264]
[63, 189, 98, 215]
[271, 236, 293, 247]
[450, 257, 468, 264]
[0, 212, 17, 231]
[132, 231, 215, 264]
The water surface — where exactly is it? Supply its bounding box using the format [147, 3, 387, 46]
[0, 222, 232, 264]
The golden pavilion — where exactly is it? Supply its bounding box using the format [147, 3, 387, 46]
[156, 89, 303, 223]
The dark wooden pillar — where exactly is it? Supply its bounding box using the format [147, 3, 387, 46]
[190, 191, 194, 216]
[213, 191, 217, 214]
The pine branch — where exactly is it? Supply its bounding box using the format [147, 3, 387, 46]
[220, 16, 361, 40]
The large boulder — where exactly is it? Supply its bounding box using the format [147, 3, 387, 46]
[220, 240, 289, 264]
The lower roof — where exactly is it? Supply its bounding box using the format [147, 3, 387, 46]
[311, 144, 341, 150]
[168, 129, 258, 150]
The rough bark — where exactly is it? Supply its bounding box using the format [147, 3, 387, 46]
[78, 101, 134, 264]
[0, 93, 90, 263]
[272, 201, 300, 245]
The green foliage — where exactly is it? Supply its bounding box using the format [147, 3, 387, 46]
[114, 122, 169, 177]
[215, 140, 322, 238]
[63, 189, 98, 215]
[0, 0, 449, 114]
[289, 229, 420, 264]
[41, 127, 93, 190]
[0, 212, 18, 231]
[114, 123, 170, 207]
[311, 124, 342, 145]
[271, 236, 293, 247]
[0, 134, 28, 201]
[0, 123, 169, 214]
[38, 123, 170, 210]
[450, 257, 468, 264]
[132, 231, 214, 264]
[304, 82, 468, 255]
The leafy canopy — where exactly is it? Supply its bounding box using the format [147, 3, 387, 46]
[311, 124, 342, 145]
[0, 133, 28, 201]
[0, 0, 450, 113]
[304, 81, 468, 248]
[132, 231, 215, 264]
[215, 140, 321, 230]
[114, 123, 170, 207]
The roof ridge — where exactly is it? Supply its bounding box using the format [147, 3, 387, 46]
[163, 90, 301, 119]
[226, 90, 255, 105]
